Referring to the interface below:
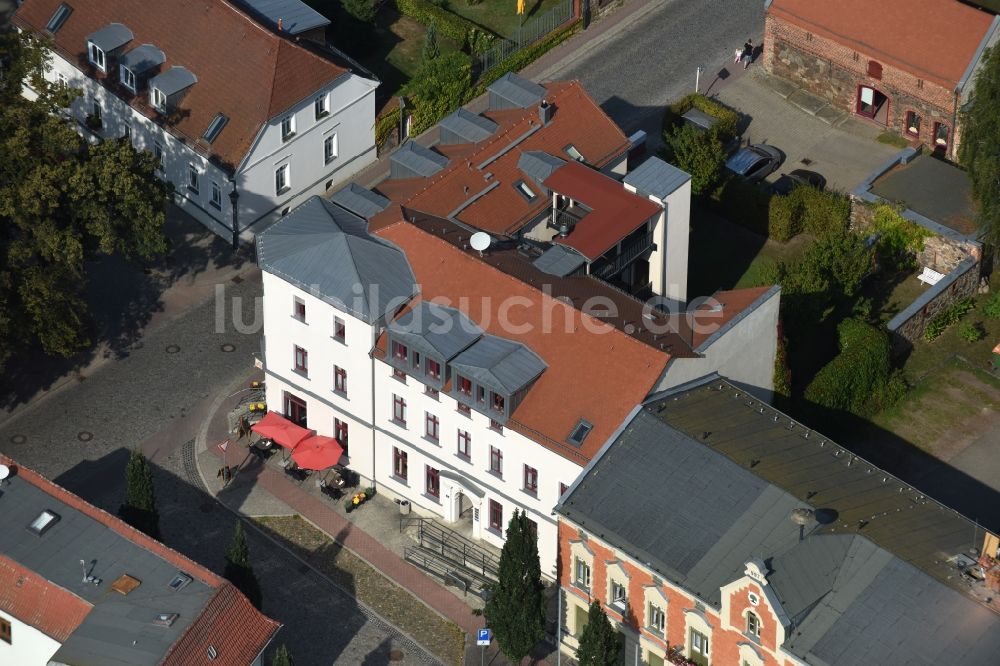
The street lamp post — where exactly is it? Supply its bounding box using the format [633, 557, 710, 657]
[229, 182, 240, 251]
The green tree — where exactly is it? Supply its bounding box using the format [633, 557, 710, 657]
[576, 599, 621, 666]
[959, 45, 1000, 243]
[404, 51, 472, 134]
[118, 449, 161, 540]
[341, 0, 377, 23]
[482, 510, 545, 661]
[422, 21, 440, 61]
[225, 520, 263, 610]
[0, 31, 170, 370]
[664, 123, 725, 196]
[271, 644, 294, 666]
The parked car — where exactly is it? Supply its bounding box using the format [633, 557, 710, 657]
[724, 144, 784, 182]
[770, 169, 827, 196]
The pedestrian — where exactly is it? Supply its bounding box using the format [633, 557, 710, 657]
[742, 38, 754, 69]
[734, 48, 743, 64]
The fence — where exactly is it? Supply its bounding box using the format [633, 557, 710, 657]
[478, 0, 576, 73]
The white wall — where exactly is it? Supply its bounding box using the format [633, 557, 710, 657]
[0, 610, 63, 666]
[625, 179, 691, 306]
[659, 288, 781, 401]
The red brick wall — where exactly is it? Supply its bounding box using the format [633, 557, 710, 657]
[763, 15, 960, 158]
[559, 521, 787, 664]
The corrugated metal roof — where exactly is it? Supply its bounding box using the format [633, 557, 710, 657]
[623, 156, 691, 200]
[450, 334, 547, 394]
[487, 72, 545, 109]
[439, 108, 498, 144]
[234, 0, 330, 34]
[388, 301, 482, 361]
[390, 141, 449, 179]
[119, 43, 165, 73]
[330, 182, 390, 219]
[86, 22, 132, 51]
[149, 66, 197, 96]
[518, 150, 565, 187]
[532, 244, 585, 277]
[0, 474, 215, 666]
[257, 196, 417, 323]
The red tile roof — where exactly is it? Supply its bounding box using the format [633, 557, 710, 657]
[0, 455, 281, 662]
[768, 0, 994, 89]
[375, 221, 670, 463]
[14, 0, 349, 170]
[544, 161, 661, 261]
[378, 81, 632, 236]
[0, 554, 92, 643]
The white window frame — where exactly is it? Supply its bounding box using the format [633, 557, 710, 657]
[314, 94, 329, 119]
[87, 42, 106, 71]
[324, 133, 338, 165]
[610, 579, 627, 610]
[746, 610, 761, 638]
[187, 164, 199, 194]
[210, 182, 222, 210]
[280, 115, 295, 141]
[648, 602, 666, 634]
[574, 557, 591, 590]
[150, 87, 166, 112]
[120, 65, 136, 92]
[153, 141, 164, 170]
[56, 72, 68, 87]
[123, 119, 132, 142]
[275, 164, 290, 195]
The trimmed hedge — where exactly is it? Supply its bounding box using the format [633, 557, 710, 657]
[767, 186, 850, 242]
[395, 0, 497, 51]
[663, 93, 739, 141]
[709, 176, 771, 236]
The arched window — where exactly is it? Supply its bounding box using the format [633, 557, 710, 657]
[746, 610, 761, 638]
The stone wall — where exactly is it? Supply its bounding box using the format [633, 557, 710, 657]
[887, 257, 980, 349]
[764, 15, 961, 157]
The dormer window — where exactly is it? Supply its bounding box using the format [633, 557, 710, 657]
[281, 115, 296, 141]
[88, 42, 106, 71]
[491, 392, 505, 414]
[46, 4, 73, 34]
[393, 341, 408, 363]
[426, 359, 441, 380]
[120, 65, 136, 92]
[458, 376, 472, 396]
[150, 87, 166, 111]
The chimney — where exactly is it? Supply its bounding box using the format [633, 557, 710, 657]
[539, 100, 553, 125]
[277, 18, 283, 32]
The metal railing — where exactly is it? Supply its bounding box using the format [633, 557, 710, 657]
[478, 0, 575, 73]
[595, 231, 655, 279]
[414, 518, 500, 579]
[404, 546, 490, 597]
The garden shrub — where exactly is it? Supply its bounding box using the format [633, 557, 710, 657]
[663, 93, 739, 141]
[983, 290, 1000, 318]
[405, 50, 472, 134]
[708, 176, 771, 235]
[959, 321, 985, 342]
[804, 318, 902, 416]
[870, 203, 929, 271]
[923, 297, 975, 341]
[396, 0, 492, 45]
[799, 188, 850, 237]
[768, 193, 801, 242]
[342, 0, 378, 23]
[466, 20, 581, 98]
[664, 123, 725, 196]
[375, 107, 401, 149]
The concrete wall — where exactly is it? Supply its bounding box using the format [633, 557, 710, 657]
[623, 179, 691, 306]
[658, 288, 781, 402]
[763, 15, 960, 158]
[0, 610, 63, 666]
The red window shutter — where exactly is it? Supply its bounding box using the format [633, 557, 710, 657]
[867, 60, 882, 80]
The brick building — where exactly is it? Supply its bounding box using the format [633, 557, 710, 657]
[556, 377, 1000, 666]
[763, 0, 999, 159]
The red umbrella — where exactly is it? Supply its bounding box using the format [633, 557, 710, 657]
[291, 435, 344, 471]
[250, 411, 311, 450]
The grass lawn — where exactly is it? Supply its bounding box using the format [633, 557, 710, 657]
[446, 0, 570, 38]
[254, 515, 467, 665]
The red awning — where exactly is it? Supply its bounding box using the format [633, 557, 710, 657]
[291, 435, 344, 471]
[250, 411, 311, 450]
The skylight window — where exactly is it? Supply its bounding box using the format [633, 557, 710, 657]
[27, 510, 60, 536]
[153, 613, 179, 627]
[202, 114, 228, 143]
[564, 144, 585, 162]
[514, 180, 536, 201]
[45, 4, 73, 33]
[168, 573, 192, 591]
[567, 419, 593, 446]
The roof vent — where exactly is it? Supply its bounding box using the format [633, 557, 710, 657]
[111, 574, 142, 595]
[207, 646, 218, 660]
[539, 100, 553, 125]
[791, 507, 815, 542]
[153, 613, 179, 627]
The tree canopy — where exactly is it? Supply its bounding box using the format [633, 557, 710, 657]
[959, 45, 1000, 243]
[404, 50, 472, 135]
[0, 31, 170, 369]
[664, 123, 725, 196]
[118, 449, 161, 540]
[225, 520, 263, 610]
[576, 599, 621, 666]
[483, 510, 545, 660]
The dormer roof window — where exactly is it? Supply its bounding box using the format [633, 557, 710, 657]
[88, 42, 106, 71]
[148, 66, 197, 114]
[45, 3, 72, 34]
[119, 44, 165, 93]
[120, 65, 136, 92]
[85, 23, 133, 73]
[151, 87, 167, 112]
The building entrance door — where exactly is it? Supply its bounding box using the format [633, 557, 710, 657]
[283, 392, 307, 427]
[856, 86, 888, 125]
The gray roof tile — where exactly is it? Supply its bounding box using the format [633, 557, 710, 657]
[533, 244, 585, 277]
[119, 43, 165, 73]
[234, 0, 330, 34]
[390, 141, 449, 179]
[450, 334, 546, 394]
[86, 22, 133, 52]
[487, 72, 546, 109]
[330, 183, 390, 219]
[149, 66, 197, 96]
[388, 301, 482, 361]
[439, 108, 499, 144]
[624, 156, 691, 200]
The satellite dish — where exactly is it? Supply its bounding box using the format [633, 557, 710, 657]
[0, 464, 9, 481]
[470, 232, 491, 252]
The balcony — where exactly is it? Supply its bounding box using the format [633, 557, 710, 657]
[595, 231, 655, 279]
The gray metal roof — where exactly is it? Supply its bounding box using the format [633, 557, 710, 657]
[518, 151, 565, 187]
[234, 0, 330, 35]
[558, 377, 1000, 665]
[390, 141, 449, 179]
[533, 244, 585, 277]
[86, 23, 133, 52]
[330, 183, 390, 219]
[257, 196, 417, 324]
[388, 302, 482, 361]
[0, 474, 215, 666]
[487, 72, 546, 109]
[439, 108, 498, 145]
[149, 66, 197, 96]
[449, 334, 546, 394]
[119, 44, 166, 74]
[869, 153, 978, 237]
[624, 156, 691, 200]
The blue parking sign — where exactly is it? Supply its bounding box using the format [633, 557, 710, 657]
[477, 628, 492, 646]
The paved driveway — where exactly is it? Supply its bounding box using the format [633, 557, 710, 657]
[715, 72, 900, 192]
